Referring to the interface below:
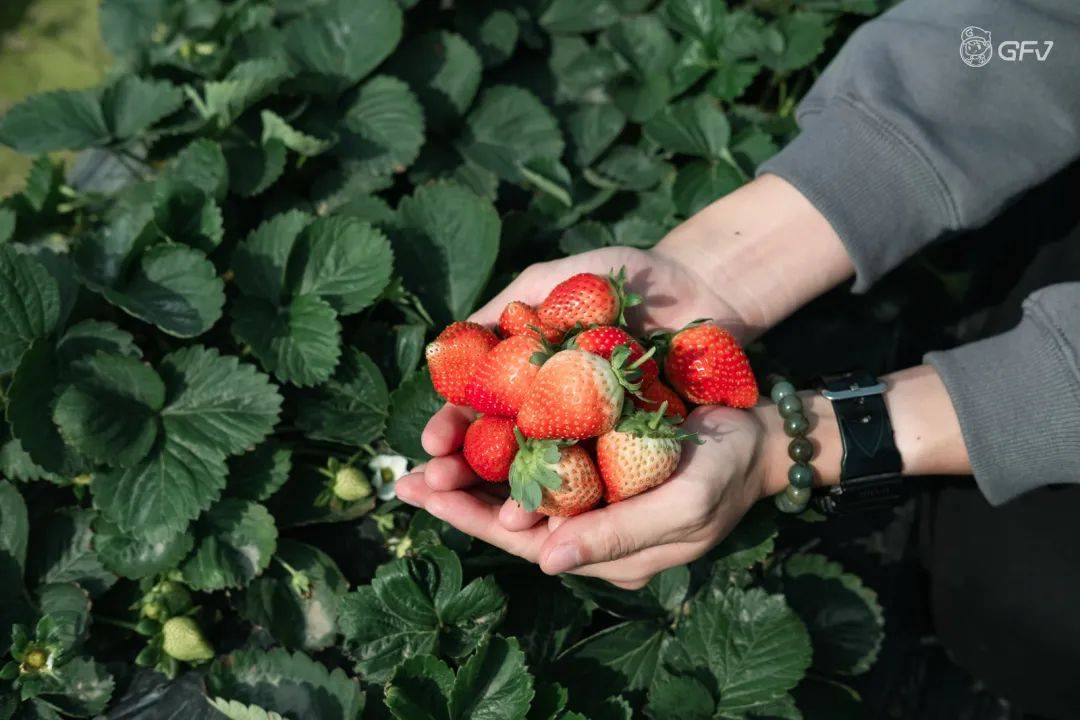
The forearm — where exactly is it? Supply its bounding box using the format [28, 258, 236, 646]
[756, 364, 970, 497]
[653, 174, 854, 336]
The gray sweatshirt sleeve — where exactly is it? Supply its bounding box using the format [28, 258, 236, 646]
[757, 0, 1080, 504]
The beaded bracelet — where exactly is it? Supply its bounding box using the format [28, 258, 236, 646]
[769, 377, 813, 514]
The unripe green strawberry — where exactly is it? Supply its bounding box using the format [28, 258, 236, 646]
[333, 466, 372, 502]
[142, 580, 192, 620]
[162, 617, 214, 663]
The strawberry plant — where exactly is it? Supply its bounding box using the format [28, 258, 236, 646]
[0, 0, 887, 718]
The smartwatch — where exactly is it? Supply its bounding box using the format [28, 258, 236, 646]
[813, 371, 903, 515]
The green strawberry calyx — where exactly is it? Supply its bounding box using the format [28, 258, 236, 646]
[508, 428, 567, 513]
[617, 403, 702, 444]
[608, 266, 643, 327]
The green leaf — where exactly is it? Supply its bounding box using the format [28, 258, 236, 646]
[560, 222, 614, 256]
[227, 442, 293, 502]
[672, 159, 743, 215]
[238, 540, 348, 651]
[52, 353, 165, 468]
[261, 111, 334, 158]
[644, 95, 729, 159]
[566, 103, 625, 167]
[612, 73, 672, 124]
[226, 135, 288, 198]
[560, 620, 669, 692]
[266, 462, 375, 528]
[0, 481, 28, 574]
[758, 12, 831, 72]
[28, 509, 116, 598]
[458, 86, 565, 187]
[159, 345, 283, 459]
[151, 179, 225, 254]
[100, 244, 225, 338]
[386, 655, 455, 720]
[669, 585, 811, 714]
[290, 216, 394, 316]
[33, 657, 114, 717]
[208, 699, 287, 720]
[232, 211, 312, 305]
[395, 182, 500, 323]
[284, 0, 404, 93]
[208, 648, 365, 720]
[775, 554, 883, 676]
[339, 546, 505, 682]
[707, 61, 761, 101]
[203, 58, 295, 128]
[0, 247, 60, 374]
[341, 75, 426, 179]
[562, 565, 689, 620]
[460, 10, 518, 68]
[540, 0, 620, 34]
[37, 583, 92, 656]
[661, 0, 728, 41]
[709, 501, 778, 571]
[21, 156, 63, 213]
[100, 76, 184, 140]
[0, 90, 109, 153]
[607, 16, 676, 77]
[385, 368, 444, 461]
[296, 349, 389, 446]
[232, 295, 342, 387]
[449, 636, 533, 720]
[181, 499, 278, 591]
[56, 320, 140, 366]
[0, 209, 14, 243]
[646, 672, 715, 720]
[593, 145, 668, 191]
[387, 32, 482, 130]
[526, 682, 567, 720]
[170, 139, 230, 203]
[99, 0, 167, 59]
[93, 519, 194, 579]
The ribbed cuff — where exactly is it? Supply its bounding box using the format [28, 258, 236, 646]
[758, 96, 957, 292]
[926, 305, 1080, 506]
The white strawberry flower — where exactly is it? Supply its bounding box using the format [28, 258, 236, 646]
[368, 454, 409, 500]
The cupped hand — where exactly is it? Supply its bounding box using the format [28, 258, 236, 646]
[397, 405, 774, 589]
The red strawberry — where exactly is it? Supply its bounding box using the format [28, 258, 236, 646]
[571, 326, 659, 383]
[498, 301, 563, 343]
[596, 404, 699, 503]
[662, 323, 758, 407]
[509, 432, 602, 516]
[463, 416, 518, 482]
[426, 322, 498, 406]
[465, 335, 548, 418]
[632, 379, 688, 421]
[517, 349, 637, 440]
[537, 267, 641, 334]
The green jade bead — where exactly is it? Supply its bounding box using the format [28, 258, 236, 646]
[778, 394, 803, 418]
[783, 413, 809, 437]
[775, 484, 811, 513]
[770, 380, 796, 404]
[787, 463, 814, 489]
[788, 437, 813, 462]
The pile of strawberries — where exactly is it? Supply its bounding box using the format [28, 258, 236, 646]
[425, 268, 758, 516]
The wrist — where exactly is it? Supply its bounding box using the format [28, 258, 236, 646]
[754, 392, 842, 499]
[654, 174, 854, 335]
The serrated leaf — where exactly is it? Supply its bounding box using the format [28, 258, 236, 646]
[460, 10, 518, 68]
[170, 139, 230, 203]
[644, 95, 729, 159]
[289, 216, 394, 315]
[208, 699, 288, 720]
[612, 73, 672, 124]
[261, 111, 334, 157]
[387, 32, 481, 130]
[758, 12, 831, 72]
[208, 647, 364, 720]
[0, 481, 28, 574]
[669, 585, 811, 713]
[560, 222, 614, 256]
[562, 566, 689, 620]
[0, 89, 109, 153]
[776, 554, 883, 676]
[33, 657, 114, 717]
[232, 211, 312, 305]
[232, 295, 342, 387]
[37, 583, 92, 657]
[21, 155, 63, 212]
[226, 135, 288, 198]
[708, 61, 761, 101]
[100, 76, 184, 140]
[566, 103, 625, 167]
[540, 0, 620, 34]
[56, 320, 140, 366]
[560, 620, 669, 692]
[607, 16, 676, 77]
[449, 636, 533, 720]
[152, 179, 224, 254]
[181, 499, 277, 591]
[0, 247, 61, 374]
[593, 145, 668, 191]
[296, 349, 389, 446]
[709, 501, 778, 571]
[646, 672, 715, 720]
[386, 655, 454, 720]
[28, 509, 116, 598]
[53, 353, 165, 468]
[238, 540, 348, 651]
[284, 0, 403, 93]
[93, 518, 195, 579]
[395, 183, 500, 323]
[672, 159, 743, 215]
[385, 368, 444, 460]
[99, 0, 168, 59]
[203, 58, 295, 128]
[341, 75, 426, 178]
[100, 244, 225, 338]
[661, 0, 728, 41]
[526, 682, 568, 720]
[227, 442, 292, 502]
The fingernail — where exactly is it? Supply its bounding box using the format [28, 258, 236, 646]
[544, 544, 582, 575]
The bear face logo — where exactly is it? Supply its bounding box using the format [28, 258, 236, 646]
[960, 26, 993, 67]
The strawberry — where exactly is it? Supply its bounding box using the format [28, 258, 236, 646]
[509, 430, 602, 516]
[517, 348, 643, 440]
[597, 403, 700, 503]
[537, 267, 641, 334]
[631, 378, 688, 420]
[463, 416, 518, 482]
[162, 617, 214, 663]
[425, 321, 498, 406]
[465, 334, 549, 418]
[661, 323, 758, 407]
[498, 301, 563, 343]
[571, 325, 659, 383]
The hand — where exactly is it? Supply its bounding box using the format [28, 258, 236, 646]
[396, 405, 776, 589]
